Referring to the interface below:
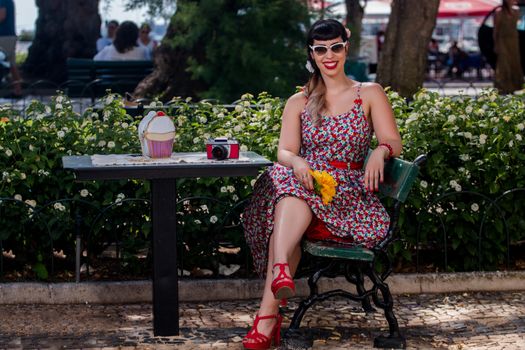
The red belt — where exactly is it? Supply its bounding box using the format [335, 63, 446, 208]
[329, 160, 363, 170]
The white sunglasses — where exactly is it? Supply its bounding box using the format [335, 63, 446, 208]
[309, 41, 347, 56]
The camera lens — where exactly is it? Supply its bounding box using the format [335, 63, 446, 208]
[211, 145, 228, 160]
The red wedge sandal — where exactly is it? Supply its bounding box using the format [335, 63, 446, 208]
[242, 313, 283, 349]
[271, 263, 296, 300]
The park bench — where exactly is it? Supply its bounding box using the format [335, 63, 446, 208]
[287, 153, 426, 349]
[65, 58, 153, 99]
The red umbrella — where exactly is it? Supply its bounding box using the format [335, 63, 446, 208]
[438, 0, 501, 18]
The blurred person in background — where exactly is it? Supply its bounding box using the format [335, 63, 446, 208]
[94, 21, 150, 61]
[137, 23, 157, 58]
[0, 0, 21, 96]
[97, 20, 119, 52]
[447, 41, 468, 78]
[493, 0, 523, 93]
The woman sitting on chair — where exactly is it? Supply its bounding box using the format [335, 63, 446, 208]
[94, 21, 150, 61]
[241, 19, 402, 349]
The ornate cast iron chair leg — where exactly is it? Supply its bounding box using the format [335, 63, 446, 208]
[353, 267, 375, 313]
[365, 263, 406, 349]
[289, 260, 336, 330]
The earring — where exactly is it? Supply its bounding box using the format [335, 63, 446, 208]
[305, 60, 315, 73]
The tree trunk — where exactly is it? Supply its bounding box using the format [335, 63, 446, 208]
[23, 0, 100, 83]
[345, 0, 365, 60]
[133, 21, 205, 100]
[376, 0, 439, 97]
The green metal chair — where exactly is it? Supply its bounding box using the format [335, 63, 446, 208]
[287, 154, 426, 349]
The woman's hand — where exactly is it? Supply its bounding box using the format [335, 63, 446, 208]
[364, 147, 388, 192]
[292, 156, 314, 191]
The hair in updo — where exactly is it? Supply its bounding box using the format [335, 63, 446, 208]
[305, 19, 349, 126]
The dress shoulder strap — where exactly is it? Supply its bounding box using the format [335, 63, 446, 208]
[356, 82, 363, 100]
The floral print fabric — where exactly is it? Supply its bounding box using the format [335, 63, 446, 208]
[243, 85, 390, 276]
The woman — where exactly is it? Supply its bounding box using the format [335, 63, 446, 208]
[94, 21, 150, 61]
[137, 23, 158, 58]
[494, 0, 523, 94]
[242, 19, 402, 349]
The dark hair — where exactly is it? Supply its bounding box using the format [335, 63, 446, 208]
[113, 21, 139, 53]
[305, 19, 349, 125]
[108, 20, 119, 27]
[140, 23, 151, 32]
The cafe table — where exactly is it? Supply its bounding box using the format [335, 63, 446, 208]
[62, 151, 273, 336]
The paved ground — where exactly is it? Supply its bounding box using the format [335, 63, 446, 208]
[1, 291, 524, 349]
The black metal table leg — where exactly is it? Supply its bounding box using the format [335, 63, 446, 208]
[151, 178, 179, 336]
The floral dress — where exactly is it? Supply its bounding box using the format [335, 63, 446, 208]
[242, 84, 389, 277]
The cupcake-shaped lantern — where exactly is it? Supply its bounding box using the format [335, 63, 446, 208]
[138, 111, 175, 158]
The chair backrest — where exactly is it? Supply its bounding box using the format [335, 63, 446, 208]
[379, 157, 421, 202]
[364, 152, 424, 203]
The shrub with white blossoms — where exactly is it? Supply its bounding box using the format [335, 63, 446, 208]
[392, 87, 525, 270]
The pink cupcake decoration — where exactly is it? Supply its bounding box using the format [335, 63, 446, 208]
[138, 111, 175, 158]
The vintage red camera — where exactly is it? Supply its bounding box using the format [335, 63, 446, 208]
[206, 137, 240, 160]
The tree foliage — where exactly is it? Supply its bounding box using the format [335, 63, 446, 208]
[136, 0, 311, 102]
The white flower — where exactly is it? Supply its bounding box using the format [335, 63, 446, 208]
[25, 199, 37, 207]
[107, 141, 115, 149]
[459, 154, 470, 161]
[193, 137, 200, 144]
[463, 132, 472, 139]
[14, 194, 22, 201]
[476, 109, 485, 116]
[98, 140, 106, 147]
[509, 140, 514, 147]
[250, 179, 257, 187]
[465, 106, 473, 114]
[57, 130, 65, 138]
[227, 185, 235, 193]
[199, 116, 207, 124]
[56, 95, 64, 103]
[447, 115, 456, 123]
[117, 193, 125, 200]
[105, 95, 114, 105]
[233, 125, 242, 133]
[210, 215, 218, 224]
[264, 103, 272, 111]
[516, 134, 522, 141]
[220, 186, 227, 193]
[454, 184, 462, 192]
[5, 149, 12, 157]
[458, 167, 465, 173]
[475, 160, 484, 166]
[55, 103, 63, 110]
[121, 122, 129, 128]
[471, 203, 479, 212]
[2, 171, 8, 180]
[80, 189, 89, 197]
[194, 219, 202, 225]
[232, 194, 239, 201]
[479, 134, 487, 145]
[235, 105, 244, 113]
[435, 207, 444, 214]
[420, 180, 428, 189]
[517, 123, 525, 131]
[217, 113, 225, 119]
[29, 145, 35, 151]
[240, 145, 248, 152]
[200, 205, 209, 213]
[54, 202, 66, 211]
[45, 106, 51, 114]
[19, 173, 26, 180]
[449, 180, 459, 187]
[91, 112, 98, 119]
